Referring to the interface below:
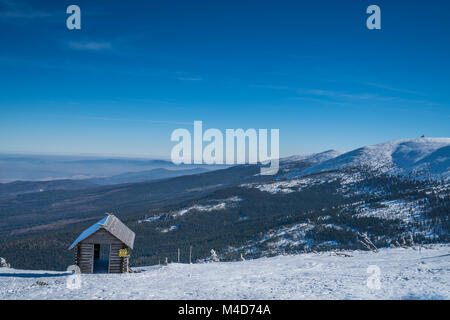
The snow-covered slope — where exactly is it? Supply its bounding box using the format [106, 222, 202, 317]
[1, 245, 449, 300]
[282, 150, 344, 164]
[308, 138, 450, 179]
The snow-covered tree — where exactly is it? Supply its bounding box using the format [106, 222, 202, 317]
[0, 257, 10, 268]
[210, 249, 219, 262]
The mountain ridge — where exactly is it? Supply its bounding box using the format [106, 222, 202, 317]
[287, 137, 450, 179]
[0, 137, 449, 270]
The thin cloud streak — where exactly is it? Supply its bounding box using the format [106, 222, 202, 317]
[68, 41, 113, 52]
[0, 0, 54, 19]
[49, 114, 193, 126]
[363, 82, 425, 96]
[251, 83, 443, 107]
[176, 77, 203, 81]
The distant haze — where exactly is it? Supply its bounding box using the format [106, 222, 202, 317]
[0, 154, 226, 183]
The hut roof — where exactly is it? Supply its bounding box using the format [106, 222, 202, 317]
[69, 214, 135, 250]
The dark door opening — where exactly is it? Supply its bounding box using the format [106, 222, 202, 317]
[93, 244, 110, 273]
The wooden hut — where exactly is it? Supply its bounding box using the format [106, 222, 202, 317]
[69, 214, 135, 274]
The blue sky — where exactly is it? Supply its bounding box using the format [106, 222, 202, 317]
[0, 0, 449, 158]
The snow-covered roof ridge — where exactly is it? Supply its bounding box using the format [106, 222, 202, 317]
[68, 214, 135, 250]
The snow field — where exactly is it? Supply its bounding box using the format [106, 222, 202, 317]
[1, 245, 448, 300]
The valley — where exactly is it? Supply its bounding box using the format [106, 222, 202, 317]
[0, 137, 448, 271]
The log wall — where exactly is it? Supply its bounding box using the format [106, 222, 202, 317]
[74, 229, 131, 274]
[78, 243, 94, 274]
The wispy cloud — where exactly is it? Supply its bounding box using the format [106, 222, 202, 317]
[0, 0, 53, 19]
[176, 77, 203, 81]
[0, 10, 51, 18]
[297, 89, 396, 102]
[68, 41, 112, 52]
[293, 88, 444, 107]
[249, 84, 292, 90]
[363, 82, 424, 96]
[287, 96, 350, 106]
[251, 83, 441, 106]
[49, 114, 193, 126]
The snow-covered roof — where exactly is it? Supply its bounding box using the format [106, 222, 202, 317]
[69, 214, 135, 250]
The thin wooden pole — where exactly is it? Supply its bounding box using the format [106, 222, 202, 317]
[177, 248, 180, 263]
[189, 246, 192, 264]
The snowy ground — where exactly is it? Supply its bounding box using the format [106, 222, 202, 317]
[1, 245, 449, 300]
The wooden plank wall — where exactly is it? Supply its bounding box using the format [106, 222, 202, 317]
[74, 245, 79, 266]
[83, 229, 123, 245]
[122, 251, 129, 273]
[78, 243, 94, 273]
[75, 229, 132, 273]
[109, 243, 124, 273]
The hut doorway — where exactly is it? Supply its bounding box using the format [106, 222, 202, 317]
[93, 244, 110, 273]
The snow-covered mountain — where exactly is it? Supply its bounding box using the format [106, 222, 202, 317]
[221, 138, 450, 259]
[281, 150, 344, 164]
[1, 137, 448, 272]
[126, 137, 450, 266]
[306, 138, 450, 179]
